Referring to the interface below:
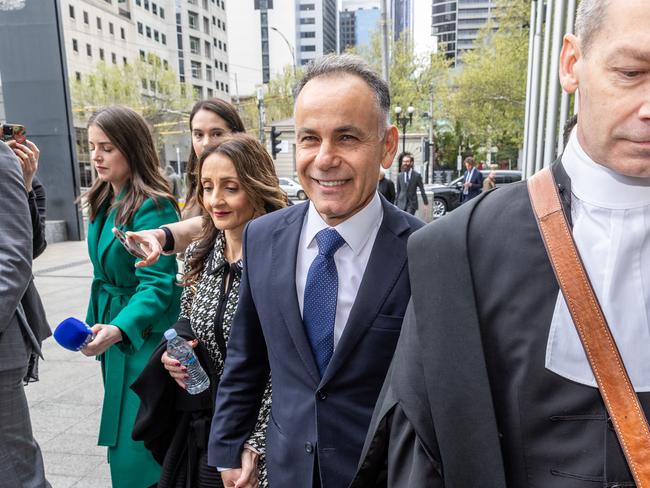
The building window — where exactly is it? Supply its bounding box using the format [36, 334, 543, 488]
[154, 30, 159, 42]
[69, 5, 75, 18]
[300, 3, 315, 10]
[193, 85, 203, 99]
[203, 0, 208, 8]
[188, 0, 197, 4]
[203, 16, 210, 34]
[136, 0, 141, 5]
[190, 36, 200, 54]
[219, 61, 223, 70]
[72, 39, 78, 52]
[212, 15, 216, 25]
[207, 88, 213, 98]
[144, 0, 149, 10]
[123, 56, 128, 65]
[121, 27, 125, 39]
[137, 22, 143, 34]
[223, 42, 226, 52]
[206, 64, 212, 81]
[83, 11, 89, 24]
[149, 80, 156, 91]
[99, 48, 105, 60]
[300, 45, 316, 52]
[217, 18, 221, 28]
[300, 31, 315, 38]
[142, 78, 147, 89]
[222, 20, 226, 31]
[97, 17, 102, 30]
[204, 41, 211, 57]
[146, 26, 151, 38]
[112, 52, 117, 64]
[163, 59, 168, 68]
[160, 7, 165, 18]
[224, 63, 227, 72]
[75, 72, 81, 81]
[86, 43, 92, 56]
[161, 33, 167, 45]
[191, 61, 202, 79]
[140, 49, 145, 60]
[225, 83, 228, 93]
[299, 17, 315, 25]
[188, 11, 198, 29]
[218, 40, 222, 49]
[152, 2, 157, 14]
[220, 81, 224, 90]
[109, 22, 114, 35]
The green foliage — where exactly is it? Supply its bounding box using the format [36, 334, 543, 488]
[448, 0, 529, 161]
[71, 55, 194, 151]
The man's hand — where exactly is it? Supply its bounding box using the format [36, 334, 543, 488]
[125, 228, 166, 268]
[161, 339, 198, 389]
[7, 139, 39, 192]
[81, 324, 123, 356]
[221, 448, 260, 488]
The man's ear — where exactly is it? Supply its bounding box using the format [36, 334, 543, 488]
[560, 34, 581, 94]
[381, 125, 399, 170]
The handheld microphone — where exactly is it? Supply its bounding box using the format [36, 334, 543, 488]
[53, 317, 94, 351]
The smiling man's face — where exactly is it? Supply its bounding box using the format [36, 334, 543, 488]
[560, 0, 650, 177]
[295, 73, 397, 226]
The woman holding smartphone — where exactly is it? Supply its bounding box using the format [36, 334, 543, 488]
[80, 105, 181, 488]
[133, 134, 286, 488]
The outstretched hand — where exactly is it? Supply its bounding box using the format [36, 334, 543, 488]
[125, 228, 166, 268]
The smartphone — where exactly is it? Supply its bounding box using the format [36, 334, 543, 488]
[112, 228, 148, 260]
[1, 124, 27, 144]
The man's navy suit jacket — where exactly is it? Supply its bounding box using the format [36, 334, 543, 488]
[208, 194, 423, 488]
[460, 168, 483, 202]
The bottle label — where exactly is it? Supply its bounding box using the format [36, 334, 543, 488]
[184, 355, 197, 366]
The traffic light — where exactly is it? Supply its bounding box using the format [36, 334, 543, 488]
[271, 126, 283, 160]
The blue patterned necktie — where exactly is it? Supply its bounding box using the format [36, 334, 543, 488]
[303, 228, 346, 377]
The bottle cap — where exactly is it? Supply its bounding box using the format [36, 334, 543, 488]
[164, 329, 178, 341]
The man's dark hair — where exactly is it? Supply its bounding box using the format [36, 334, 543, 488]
[294, 54, 390, 128]
[464, 156, 477, 167]
[398, 152, 414, 164]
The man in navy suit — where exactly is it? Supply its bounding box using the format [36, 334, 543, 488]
[460, 156, 483, 203]
[207, 54, 423, 488]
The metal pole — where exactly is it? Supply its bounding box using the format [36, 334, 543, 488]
[557, 0, 576, 155]
[543, 0, 566, 168]
[380, 0, 390, 85]
[525, 0, 545, 178]
[270, 26, 296, 78]
[402, 121, 406, 154]
[428, 93, 434, 184]
[522, 0, 538, 176]
[234, 72, 241, 112]
[534, 0, 554, 175]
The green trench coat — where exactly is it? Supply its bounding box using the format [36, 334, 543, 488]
[86, 197, 181, 488]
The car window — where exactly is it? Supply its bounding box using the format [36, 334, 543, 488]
[279, 178, 288, 185]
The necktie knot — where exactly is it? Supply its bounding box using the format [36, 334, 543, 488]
[315, 228, 345, 258]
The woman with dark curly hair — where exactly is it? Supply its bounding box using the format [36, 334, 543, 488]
[133, 134, 287, 488]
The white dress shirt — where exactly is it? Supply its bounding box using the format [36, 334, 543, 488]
[546, 130, 650, 391]
[296, 192, 384, 348]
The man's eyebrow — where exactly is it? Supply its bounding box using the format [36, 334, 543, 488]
[296, 128, 317, 137]
[606, 47, 650, 64]
[333, 125, 364, 135]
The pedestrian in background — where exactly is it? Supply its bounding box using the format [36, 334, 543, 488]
[0, 140, 50, 488]
[80, 105, 181, 488]
[182, 99, 246, 219]
[482, 169, 497, 192]
[132, 134, 286, 488]
[395, 152, 428, 214]
[377, 169, 396, 204]
[459, 156, 483, 203]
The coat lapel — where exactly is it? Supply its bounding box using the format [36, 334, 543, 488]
[98, 205, 117, 267]
[87, 203, 107, 268]
[321, 199, 411, 385]
[271, 203, 321, 385]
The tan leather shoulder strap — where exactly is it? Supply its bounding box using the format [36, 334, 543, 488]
[528, 167, 650, 487]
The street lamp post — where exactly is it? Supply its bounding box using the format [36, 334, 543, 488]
[394, 105, 415, 157]
[270, 26, 296, 78]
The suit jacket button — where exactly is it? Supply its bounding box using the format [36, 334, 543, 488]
[317, 390, 328, 400]
[304, 442, 313, 454]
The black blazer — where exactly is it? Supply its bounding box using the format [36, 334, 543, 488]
[353, 162, 648, 487]
[459, 167, 483, 202]
[208, 195, 423, 488]
[396, 170, 428, 211]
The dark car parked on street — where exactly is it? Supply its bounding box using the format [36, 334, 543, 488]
[426, 170, 522, 218]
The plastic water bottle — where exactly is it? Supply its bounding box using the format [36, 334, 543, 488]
[164, 329, 210, 395]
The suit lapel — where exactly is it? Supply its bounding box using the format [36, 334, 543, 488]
[321, 199, 411, 385]
[271, 203, 321, 385]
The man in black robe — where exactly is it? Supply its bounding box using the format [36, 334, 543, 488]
[351, 0, 650, 486]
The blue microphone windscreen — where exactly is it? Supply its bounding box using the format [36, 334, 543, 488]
[54, 317, 93, 351]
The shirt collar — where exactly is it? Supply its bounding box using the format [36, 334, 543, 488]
[206, 231, 243, 277]
[562, 130, 650, 209]
[304, 192, 383, 256]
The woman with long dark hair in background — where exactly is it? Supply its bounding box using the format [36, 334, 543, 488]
[80, 105, 182, 488]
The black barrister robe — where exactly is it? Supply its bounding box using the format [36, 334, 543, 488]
[351, 162, 650, 488]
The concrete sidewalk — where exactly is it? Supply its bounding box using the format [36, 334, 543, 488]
[26, 241, 111, 488]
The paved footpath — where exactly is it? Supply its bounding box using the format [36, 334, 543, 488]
[27, 240, 111, 488]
